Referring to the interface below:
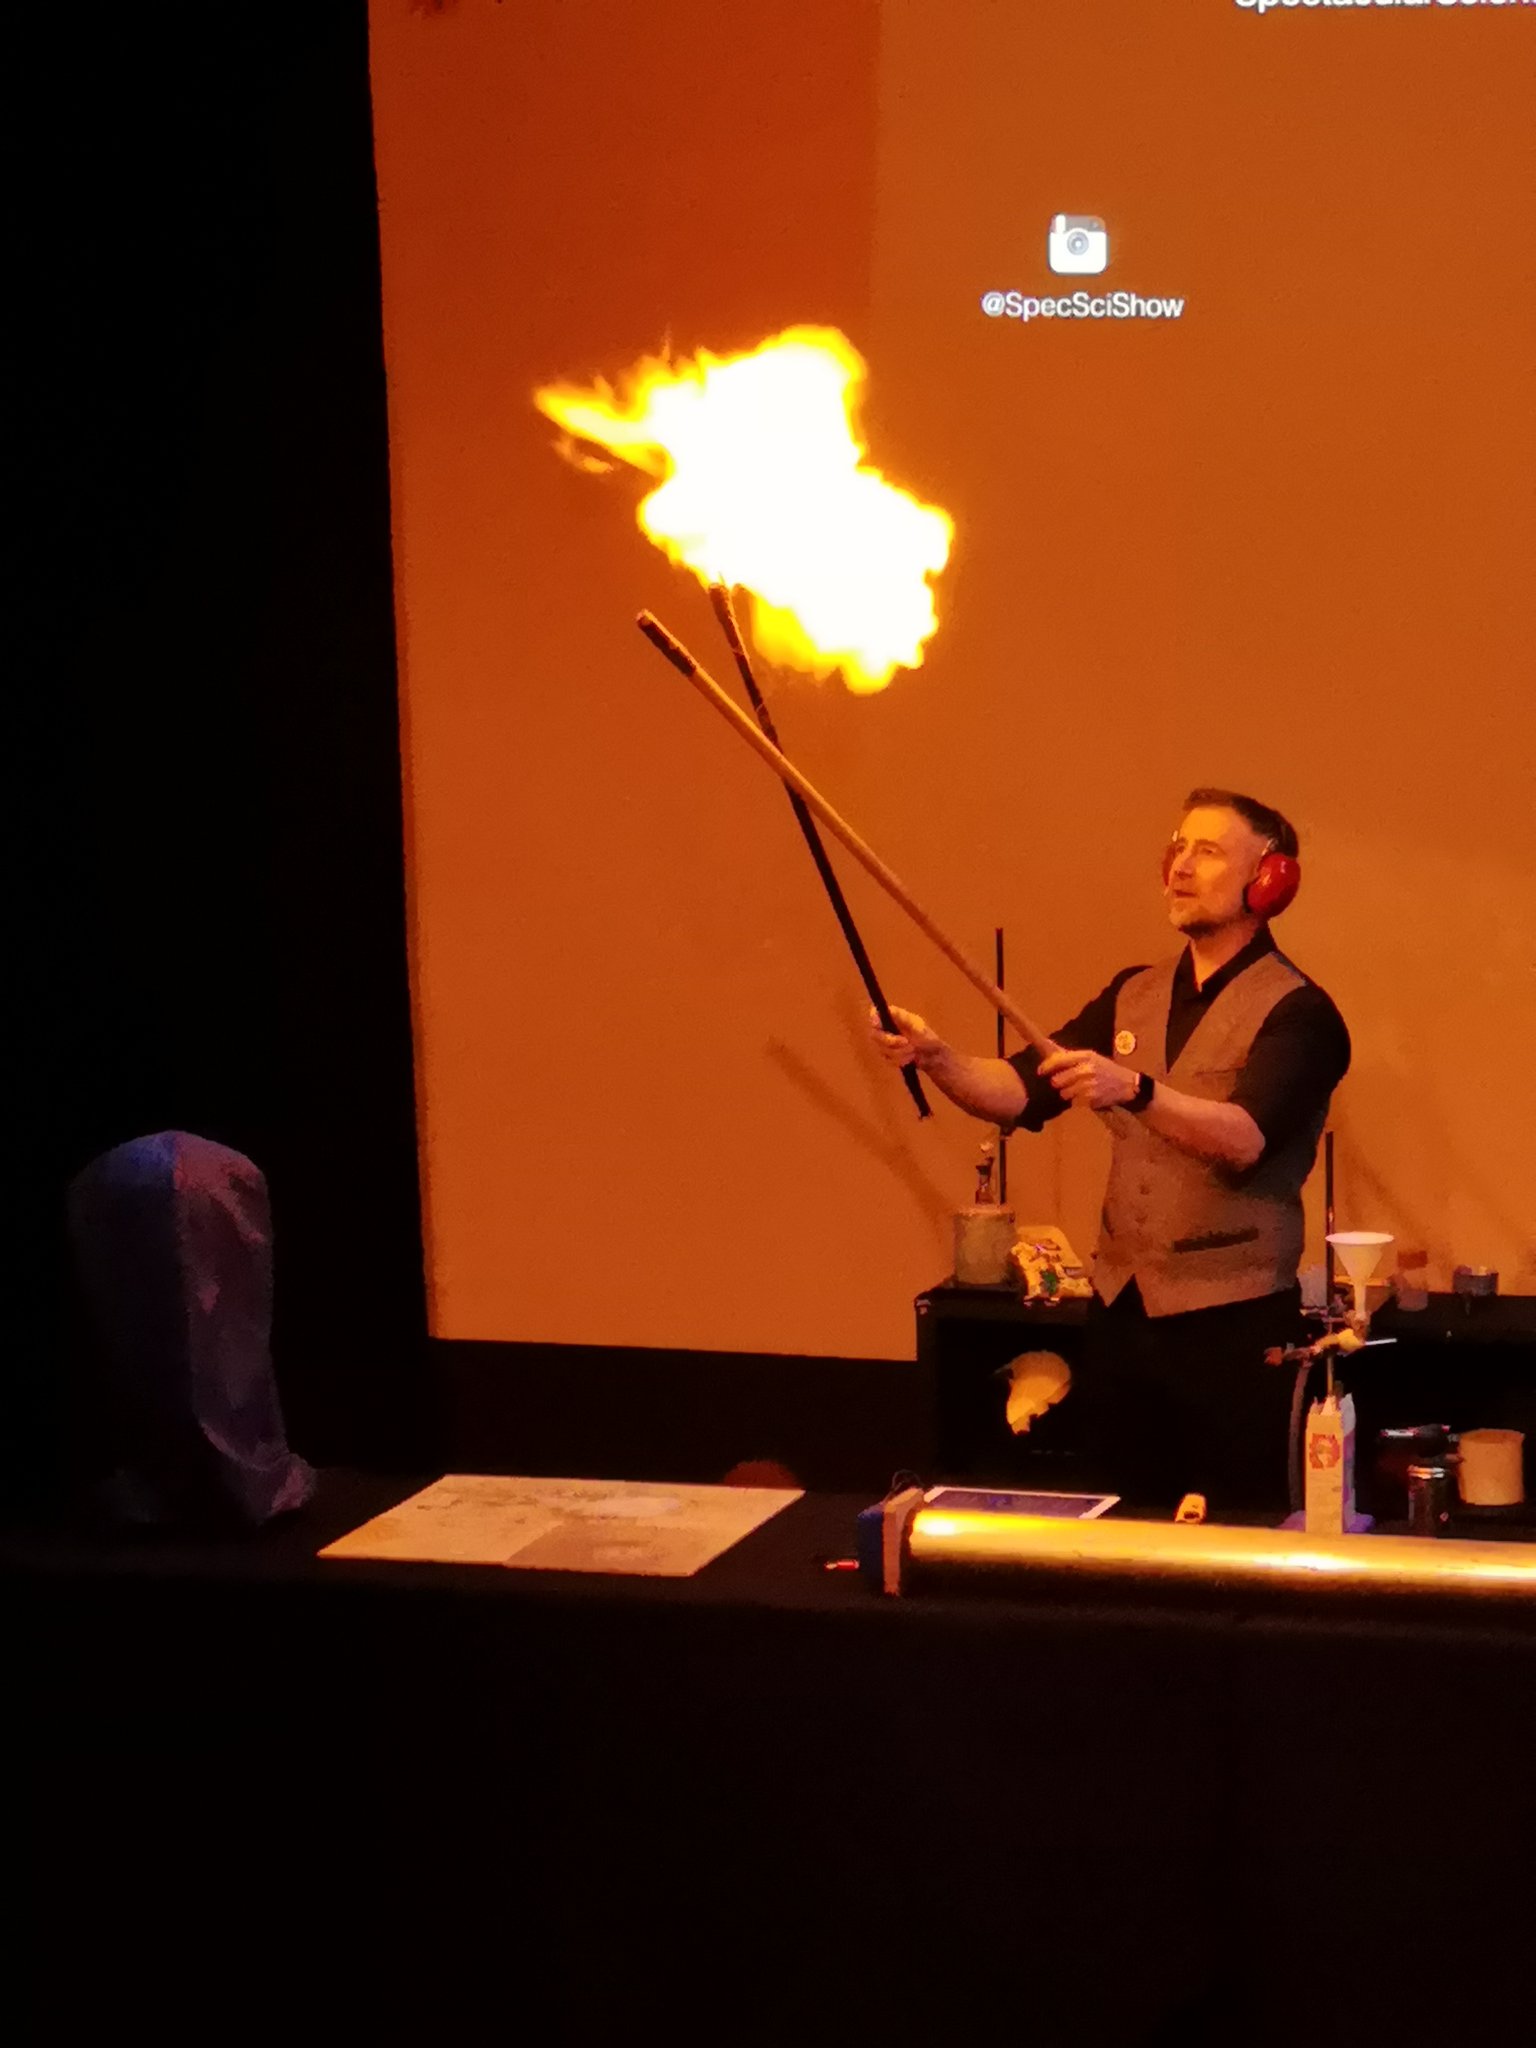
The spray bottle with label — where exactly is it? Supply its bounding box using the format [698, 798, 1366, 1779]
[1304, 1354, 1358, 1538]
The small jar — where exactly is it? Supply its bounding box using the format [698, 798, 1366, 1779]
[1372, 1423, 1454, 1519]
[953, 1205, 1016, 1286]
[1406, 1462, 1453, 1538]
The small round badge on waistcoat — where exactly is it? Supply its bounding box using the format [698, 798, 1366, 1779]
[1114, 1029, 1137, 1057]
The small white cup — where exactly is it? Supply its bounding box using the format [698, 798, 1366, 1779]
[1456, 1429, 1525, 1508]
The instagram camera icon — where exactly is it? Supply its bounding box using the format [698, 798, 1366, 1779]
[1048, 214, 1108, 275]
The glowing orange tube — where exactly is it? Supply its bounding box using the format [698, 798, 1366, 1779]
[906, 1509, 1536, 1605]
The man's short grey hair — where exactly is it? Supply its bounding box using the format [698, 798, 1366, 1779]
[1182, 787, 1299, 860]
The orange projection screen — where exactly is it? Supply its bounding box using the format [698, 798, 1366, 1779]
[371, 0, 1535, 1358]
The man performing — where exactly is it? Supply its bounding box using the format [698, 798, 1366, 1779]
[870, 788, 1350, 1514]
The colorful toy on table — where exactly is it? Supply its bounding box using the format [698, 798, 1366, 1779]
[1012, 1223, 1094, 1303]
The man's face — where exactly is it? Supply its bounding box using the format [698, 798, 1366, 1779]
[1164, 805, 1270, 936]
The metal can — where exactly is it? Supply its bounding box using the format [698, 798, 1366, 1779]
[1452, 1265, 1499, 1298]
[1407, 1462, 1452, 1538]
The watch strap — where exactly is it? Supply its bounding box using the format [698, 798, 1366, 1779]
[1125, 1070, 1155, 1113]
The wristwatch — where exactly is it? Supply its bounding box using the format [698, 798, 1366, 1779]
[1125, 1070, 1156, 1113]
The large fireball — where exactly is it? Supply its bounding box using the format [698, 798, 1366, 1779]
[536, 326, 953, 694]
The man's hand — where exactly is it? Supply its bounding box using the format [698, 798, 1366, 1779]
[1038, 1047, 1141, 1111]
[1040, 1050, 1266, 1165]
[868, 1008, 1029, 1124]
[868, 1004, 947, 1073]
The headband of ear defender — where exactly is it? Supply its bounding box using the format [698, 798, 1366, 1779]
[1161, 841, 1301, 917]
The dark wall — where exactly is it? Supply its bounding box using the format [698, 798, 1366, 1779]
[18, 4, 431, 1492]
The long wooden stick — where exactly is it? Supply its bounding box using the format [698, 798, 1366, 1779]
[637, 611, 1061, 1059]
[706, 584, 932, 1121]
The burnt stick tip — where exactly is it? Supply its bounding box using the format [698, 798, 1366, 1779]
[636, 611, 697, 677]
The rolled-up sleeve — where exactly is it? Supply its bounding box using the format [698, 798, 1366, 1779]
[1006, 966, 1147, 1133]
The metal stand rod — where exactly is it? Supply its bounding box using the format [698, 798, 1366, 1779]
[995, 925, 1009, 1203]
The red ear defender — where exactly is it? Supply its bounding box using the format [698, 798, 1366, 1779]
[1245, 851, 1300, 917]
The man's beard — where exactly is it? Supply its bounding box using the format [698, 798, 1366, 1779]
[1178, 915, 1219, 940]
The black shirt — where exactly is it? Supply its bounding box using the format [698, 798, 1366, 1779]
[1006, 927, 1351, 1154]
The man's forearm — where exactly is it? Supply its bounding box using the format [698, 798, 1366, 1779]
[1139, 1083, 1264, 1170]
[918, 1048, 1028, 1125]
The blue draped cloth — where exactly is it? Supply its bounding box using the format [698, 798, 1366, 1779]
[67, 1132, 316, 1527]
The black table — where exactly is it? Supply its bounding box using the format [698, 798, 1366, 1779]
[7, 1472, 1533, 2043]
[918, 1283, 1536, 1499]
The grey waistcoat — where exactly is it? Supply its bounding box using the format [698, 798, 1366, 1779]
[1094, 949, 1325, 1318]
